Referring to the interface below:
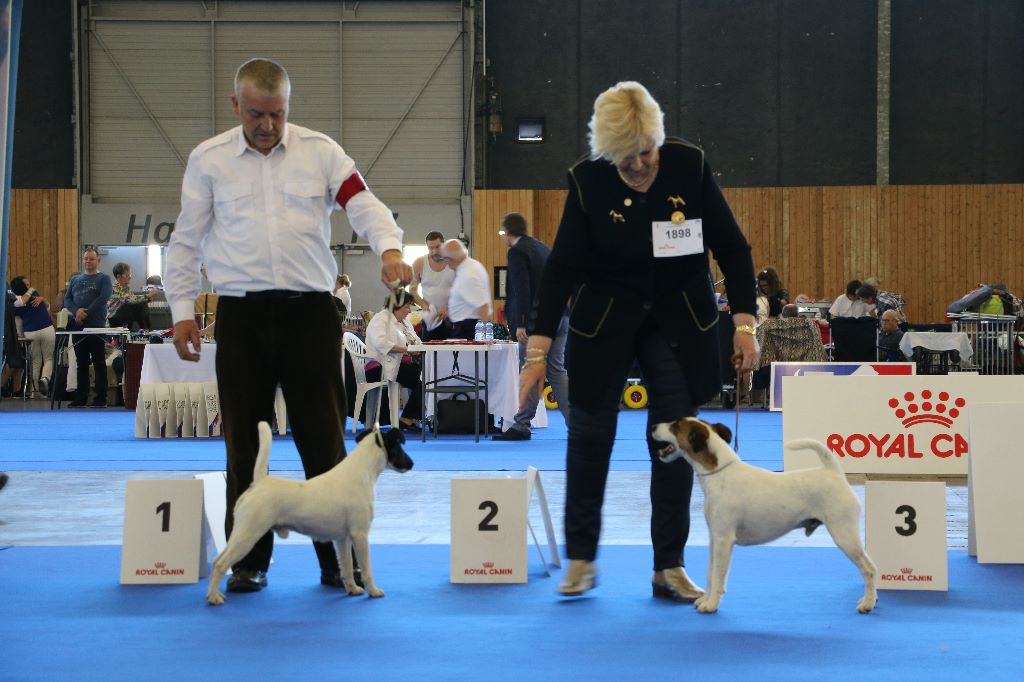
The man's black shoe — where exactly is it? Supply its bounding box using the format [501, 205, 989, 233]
[226, 569, 267, 593]
[492, 428, 531, 441]
[0, 472, 8, 492]
[321, 568, 364, 589]
[89, 399, 107, 408]
[67, 400, 87, 408]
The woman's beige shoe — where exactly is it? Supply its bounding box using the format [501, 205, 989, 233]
[558, 560, 597, 596]
[652, 567, 704, 603]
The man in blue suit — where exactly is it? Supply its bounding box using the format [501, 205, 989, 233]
[494, 213, 570, 440]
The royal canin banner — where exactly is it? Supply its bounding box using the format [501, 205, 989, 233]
[768, 362, 915, 411]
[782, 375, 1024, 475]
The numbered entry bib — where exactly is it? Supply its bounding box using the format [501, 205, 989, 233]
[653, 219, 703, 257]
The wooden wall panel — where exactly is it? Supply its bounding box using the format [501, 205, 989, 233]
[474, 184, 1024, 323]
[5, 188, 79, 309]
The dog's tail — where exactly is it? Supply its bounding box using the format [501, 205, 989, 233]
[785, 438, 843, 473]
[253, 421, 273, 483]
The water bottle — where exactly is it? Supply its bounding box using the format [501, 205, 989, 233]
[484, 321, 494, 341]
[474, 320, 484, 341]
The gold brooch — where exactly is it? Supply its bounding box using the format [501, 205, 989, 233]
[668, 195, 686, 208]
[624, 198, 632, 207]
[609, 210, 625, 223]
[672, 211, 686, 224]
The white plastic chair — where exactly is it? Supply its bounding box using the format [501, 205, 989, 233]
[342, 332, 400, 433]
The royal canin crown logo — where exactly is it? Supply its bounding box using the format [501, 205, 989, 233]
[889, 391, 966, 428]
[155, 562, 166, 569]
[483, 562, 494, 568]
[900, 567, 913, 574]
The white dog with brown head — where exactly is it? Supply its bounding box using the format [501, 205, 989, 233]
[652, 417, 877, 614]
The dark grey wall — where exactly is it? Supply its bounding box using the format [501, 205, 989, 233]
[12, 0, 74, 188]
[486, 0, 1023, 188]
[891, 0, 1024, 184]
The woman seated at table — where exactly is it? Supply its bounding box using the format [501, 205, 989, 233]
[364, 290, 424, 432]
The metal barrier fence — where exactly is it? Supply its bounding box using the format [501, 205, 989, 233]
[950, 313, 1017, 375]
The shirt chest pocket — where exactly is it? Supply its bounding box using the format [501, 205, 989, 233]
[282, 181, 328, 231]
[213, 182, 254, 225]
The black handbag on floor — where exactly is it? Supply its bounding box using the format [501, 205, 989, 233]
[436, 392, 489, 434]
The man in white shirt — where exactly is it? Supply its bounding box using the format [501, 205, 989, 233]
[164, 58, 412, 595]
[828, 279, 871, 319]
[410, 231, 456, 340]
[440, 239, 492, 339]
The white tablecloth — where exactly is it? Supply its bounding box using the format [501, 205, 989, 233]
[140, 343, 218, 384]
[409, 342, 546, 428]
[899, 331, 974, 362]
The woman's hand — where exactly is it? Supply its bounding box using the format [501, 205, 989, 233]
[518, 362, 546, 409]
[732, 330, 759, 372]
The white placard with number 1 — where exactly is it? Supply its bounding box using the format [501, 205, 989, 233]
[120, 479, 207, 584]
[865, 480, 948, 591]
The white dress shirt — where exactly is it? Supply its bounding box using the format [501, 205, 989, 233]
[829, 295, 871, 318]
[365, 309, 421, 382]
[165, 123, 403, 324]
[447, 257, 493, 323]
[334, 286, 352, 313]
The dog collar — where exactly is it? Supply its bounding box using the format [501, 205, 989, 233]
[696, 459, 737, 477]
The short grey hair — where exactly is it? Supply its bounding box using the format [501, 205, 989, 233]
[234, 58, 290, 98]
[440, 238, 467, 259]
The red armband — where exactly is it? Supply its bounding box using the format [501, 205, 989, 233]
[335, 171, 368, 209]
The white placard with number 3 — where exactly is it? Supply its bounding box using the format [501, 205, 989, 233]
[865, 480, 948, 591]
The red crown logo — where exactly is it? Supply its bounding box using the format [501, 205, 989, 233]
[888, 391, 965, 428]
[155, 562, 166, 569]
[483, 562, 494, 568]
[900, 567, 913, 574]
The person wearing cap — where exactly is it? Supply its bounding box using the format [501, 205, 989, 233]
[164, 57, 412, 595]
[520, 81, 759, 601]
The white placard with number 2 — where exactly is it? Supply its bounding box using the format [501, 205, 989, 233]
[450, 478, 528, 583]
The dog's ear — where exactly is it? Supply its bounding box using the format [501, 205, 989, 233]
[687, 421, 710, 453]
[355, 428, 373, 444]
[710, 423, 732, 444]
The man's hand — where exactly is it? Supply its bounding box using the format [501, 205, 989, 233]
[436, 305, 447, 320]
[516, 328, 528, 344]
[30, 297, 45, 308]
[173, 320, 202, 362]
[75, 308, 88, 323]
[147, 289, 158, 301]
[380, 249, 413, 289]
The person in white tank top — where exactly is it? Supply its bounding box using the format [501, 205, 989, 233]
[411, 231, 456, 339]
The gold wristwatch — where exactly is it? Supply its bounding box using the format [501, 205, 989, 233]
[734, 324, 757, 336]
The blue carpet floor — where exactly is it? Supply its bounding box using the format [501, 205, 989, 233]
[0, 407, 784, 472]
[3, 544, 1020, 681]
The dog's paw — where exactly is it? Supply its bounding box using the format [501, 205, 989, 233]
[695, 596, 719, 613]
[367, 586, 385, 598]
[346, 585, 365, 596]
[207, 591, 225, 606]
[857, 596, 876, 613]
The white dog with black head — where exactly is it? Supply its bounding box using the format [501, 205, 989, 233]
[207, 423, 414, 605]
[652, 417, 877, 614]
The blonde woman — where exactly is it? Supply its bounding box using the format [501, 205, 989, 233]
[519, 81, 759, 600]
[333, 273, 352, 315]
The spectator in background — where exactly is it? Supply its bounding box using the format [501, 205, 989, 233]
[440, 238, 492, 340]
[855, 284, 879, 317]
[9, 276, 56, 397]
[145, 275, 163, 288]
[864, 276, 907, 322]
[363, 289, 423, 431]
[107, 262, 157, 330]
[878, 309, 905, 361]
[2, 284, 26, 398]
[333, 273, 352, 317]
[410, 231, 456, 340]
[828, 279, 871, 319]
[64, 248, 113, 408]
[755, 267, 788, 324]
